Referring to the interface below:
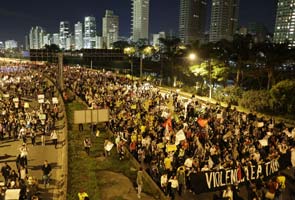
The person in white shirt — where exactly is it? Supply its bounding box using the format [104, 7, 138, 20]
[50, 130, 58, 149]
[160, 174, 168, 195]
[169, 176, 178, 200]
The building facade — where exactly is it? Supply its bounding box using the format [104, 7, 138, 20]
[52, 33, 60, 46]
[29, 26, 45, 49]
[131, 0, 150, 42]
[74, 21, 83, 50]
[4, 40, 18, 49]
[209, 0, 239, 42]
[43, 33, 52, 47]
[152, 31, 166, 47]
[179, 0, 207, 44]
[59, 21, 70, 49]
[274, 0, 295, 47]
[84, 16, 97, 49]
[102, 10, 119, 49]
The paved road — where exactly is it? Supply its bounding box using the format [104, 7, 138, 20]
[0, 92, 66, 200]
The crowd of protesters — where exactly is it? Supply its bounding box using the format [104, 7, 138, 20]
[63, 66, 295, 200]
[0, 65, 59, 200]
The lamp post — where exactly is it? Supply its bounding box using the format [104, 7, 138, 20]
[208, 59, 212, 99]
[141, 46, 152, 80]
[124, 47, 135, 79]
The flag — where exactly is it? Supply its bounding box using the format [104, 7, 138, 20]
[163, 117, 172, 131]
[197, 118, 208, 128]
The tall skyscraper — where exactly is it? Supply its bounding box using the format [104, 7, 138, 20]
[29, 26, 45, 49]
[74, 21, 83, 50]
[102, 10, 119, 49]
[274, 0, 295, 47]
[131, 0, 150, 42]
[66, 34, 74, 50]
[43, 33, 51, 47]
[24, 35, 29, 50]
[59, 21, 70, 49]
[84, 16, 97, 49]
[52, 33, 60, 46]
[209, 0, 239, 42]
[179, 0, 207, 44]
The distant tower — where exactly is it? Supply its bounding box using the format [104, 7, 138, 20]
[84, 16, 97, 49]
[59, 21, 70, 49]
[209, 0, 239, 42]
[131, 0, 150, 42]
[75, 21, 83, 50]
[102, 10, 119, 49]
[274, 0, 295, 47]
[179, 0, 207, 44]
[29, 26, 46, 49]
[52, 33, 60, 46]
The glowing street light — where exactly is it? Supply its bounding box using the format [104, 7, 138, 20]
[124, 47, 136, 78]
[188, 53, 197, 61]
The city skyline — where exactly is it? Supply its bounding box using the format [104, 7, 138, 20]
[0, 0, 277, 43]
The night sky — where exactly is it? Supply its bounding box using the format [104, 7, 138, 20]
[0, 0, 277, 44]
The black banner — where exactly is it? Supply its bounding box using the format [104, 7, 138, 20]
[191, 159, 281, 194]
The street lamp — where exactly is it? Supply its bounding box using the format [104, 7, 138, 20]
[188, 53, 197, 61]
[140, 46, 153, 79]
[124, 47, 135, 79]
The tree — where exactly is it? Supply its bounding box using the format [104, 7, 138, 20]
[113, 41, 130, 50]
[270, 80, 295, 114]
[44, 44, 61, 52]
[253, 42, 290, 90]
[230, 34, 253, 87]
[159, 37, 182, 83]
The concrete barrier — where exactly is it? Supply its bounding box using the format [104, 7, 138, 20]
[44, 75, 68, 200]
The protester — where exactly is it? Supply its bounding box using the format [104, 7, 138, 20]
[62, 66, 295, 197]
[41, 160, 52, 188]
[78, 190, 89, 200]
[1, 162, 11, 186]
[83, 137, 91, 156]
[50, 129, 58, 149]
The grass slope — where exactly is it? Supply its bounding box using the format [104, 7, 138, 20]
[66, 101, 139, 200]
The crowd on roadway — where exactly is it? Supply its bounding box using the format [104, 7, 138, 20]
[63, 66, 295, 200]
[0, 66, 58, 200]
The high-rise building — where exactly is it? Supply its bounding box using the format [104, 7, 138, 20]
[0, 41, 4, 50]
[84, 16, 97, 49]
[29, 26, 45, 49]
[66, 34, 74, 50]
[59, 21, 70, 49]
[209, 0, 239, 42]
[152, 31, 166, 47]
[131, 0, 150, 42]
[5, 40, 18, 49]
[274, 0, 295, 47]
[95, 36, 104, 49]
[74, 21, 83, 50]
[24, 35, 29, 51]
[102, 10, 119, 49]
[43, 33, 51, 47]
[179, 0, 207, 44]
[52, 33, 60, 46]
[247, 22, 268, 43]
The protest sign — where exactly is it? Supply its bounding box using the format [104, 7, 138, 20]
[105, 142, 114, 152]
[166, 144, 177, 152]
